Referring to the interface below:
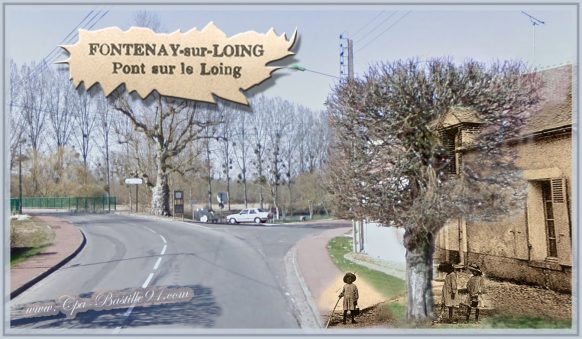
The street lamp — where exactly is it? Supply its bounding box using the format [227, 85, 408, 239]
[18, 138, 27, 214]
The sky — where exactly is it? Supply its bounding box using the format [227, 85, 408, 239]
[4, 3, 578, 110]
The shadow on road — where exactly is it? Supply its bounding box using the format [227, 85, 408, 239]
[10, 284, 222, 329]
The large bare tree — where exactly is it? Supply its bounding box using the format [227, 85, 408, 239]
[326, 59, 541, 321]
[110, 92, 222, 215]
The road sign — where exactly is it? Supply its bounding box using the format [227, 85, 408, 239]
[217, 192, 228, 203]
[175, 190, 183, 199]
[125, 178, 143, 185]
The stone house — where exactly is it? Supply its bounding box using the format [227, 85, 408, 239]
[434, 64, 574, 292]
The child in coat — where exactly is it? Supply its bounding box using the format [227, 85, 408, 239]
[439, 262, 459, 322]
[338, 272, 359, 324]
[465, 263, 485, 322]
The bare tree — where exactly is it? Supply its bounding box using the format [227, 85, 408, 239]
[249, 96, 272, 209]
[133, 10, 161, 31]
[110, 92, 223, 215]
[232, 106, 252, 208]
[47, 68, 77, 179]
[282, 106, 300, 216]
[9, 60, 24, 171]
[19, 62, 51, 194]
[95, 93, 114, 197]
[264, 97, 293, 220]
[19, 62, 49, 153]
[73, 86, 97, 184]
[326, 59, 541, 321]
[217, 103, 237, 211]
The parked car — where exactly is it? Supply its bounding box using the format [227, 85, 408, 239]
[193, 208, 219, 223]
[226, 208, 272, 224]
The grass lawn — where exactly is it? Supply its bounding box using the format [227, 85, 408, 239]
[10, 246, 50, 267]
[10, 217, 55, 267]
[484, 315, 572, 329]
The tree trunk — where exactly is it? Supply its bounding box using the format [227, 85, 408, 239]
[404, 227, 435, 322]
[243, 176, 248, 208]
[151, 155, 171, 216]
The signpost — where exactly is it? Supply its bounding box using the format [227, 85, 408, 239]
[125, 178, 143, 213]
[174, 190, 184, 220]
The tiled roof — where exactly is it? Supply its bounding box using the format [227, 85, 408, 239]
[431, 106, 481, 129]
[521, 64, 573, 134]
[429, 65, 574, 134]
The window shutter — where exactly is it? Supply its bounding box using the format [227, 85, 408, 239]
[551, 178, 566, 203]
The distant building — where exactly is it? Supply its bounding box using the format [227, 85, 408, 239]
[434, 64, 574, 292]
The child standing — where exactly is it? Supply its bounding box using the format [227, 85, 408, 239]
[338, 272, 359, 324]
[440, 262, 459, 322]
[465, 263, 485, 322]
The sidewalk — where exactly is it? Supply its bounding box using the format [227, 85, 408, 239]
[10, 214, 86, 298]
[294, 227, 387, 324]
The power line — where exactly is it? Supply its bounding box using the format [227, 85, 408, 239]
[351, 11, 386, 40]
[355, 11, 400, 46]
[357, 10, 412, 53]
[13, 7, 110, 86]
[40, 9, 98, 66]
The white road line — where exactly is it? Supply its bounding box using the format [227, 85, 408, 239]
[143, 226, 156, 234]
[142, 272, 154, 288]
[118, 226, 166, 328]
[123, 306, 135, 317]
[153, 257, 162, 270]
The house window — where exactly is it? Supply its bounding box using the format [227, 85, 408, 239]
[541, 180, 558, 257]
[442, 128, 460, 174]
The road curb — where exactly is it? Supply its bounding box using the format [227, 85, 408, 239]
[288, 245, 323, 328]
[10, 229, 87, 299]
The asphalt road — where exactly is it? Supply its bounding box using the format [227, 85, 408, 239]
[9, 212, 348, 333]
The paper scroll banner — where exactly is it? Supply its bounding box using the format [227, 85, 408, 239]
[60, 22, 297, 104]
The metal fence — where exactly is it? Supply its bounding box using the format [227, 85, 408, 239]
[10, 196, 117, 214]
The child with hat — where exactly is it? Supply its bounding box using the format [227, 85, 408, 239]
[338, 272, 359, 324]
[438, 262, 460, 322]
[465, 263, 485, 322]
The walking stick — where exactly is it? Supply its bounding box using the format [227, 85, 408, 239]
[326, 296, 342, 328]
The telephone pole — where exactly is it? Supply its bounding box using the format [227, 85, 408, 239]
[339, 34, 354, 81]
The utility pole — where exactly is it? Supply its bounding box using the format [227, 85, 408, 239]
[339, 34, 354, 81]
[521, 11, 546, 64]
[18, 140, 25, 214]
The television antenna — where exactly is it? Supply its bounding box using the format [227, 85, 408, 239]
[521, 11, 546, 63]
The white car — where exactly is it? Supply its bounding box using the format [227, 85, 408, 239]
[227, 208, 272, 224]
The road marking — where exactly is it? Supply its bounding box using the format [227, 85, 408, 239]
[123, 305, 135, 317]
[143, 226, 156, 234]
[160, 244, 167, 256]
[190, 223, 210, 229]
[142, 273, 154, 288]
[160, 235, 167, 243]
[153, 257, 162, 270]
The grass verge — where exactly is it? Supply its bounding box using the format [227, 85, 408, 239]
[484, 315, 572, 329]
[327, 236, 405, 299]
[327, 236, 407, 325]
[10, 246, 50, 267]
[10, 217, 55, 267]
